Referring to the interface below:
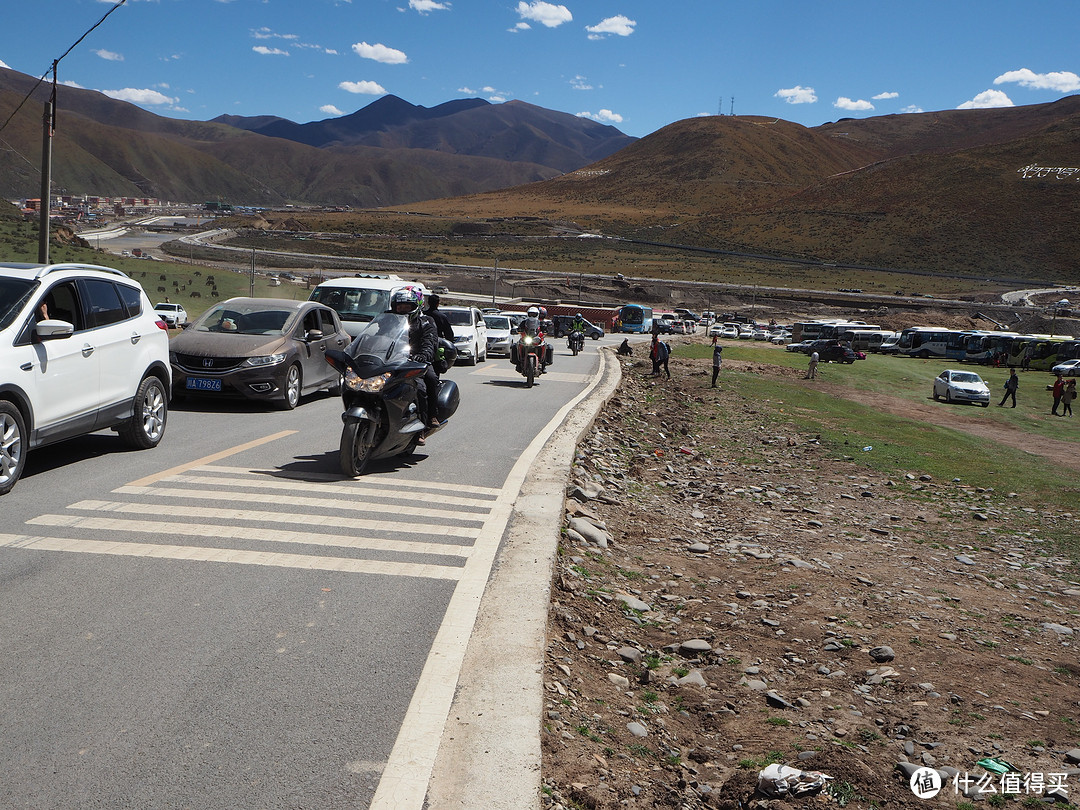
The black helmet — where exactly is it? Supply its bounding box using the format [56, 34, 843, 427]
[391, 287, 423, 317]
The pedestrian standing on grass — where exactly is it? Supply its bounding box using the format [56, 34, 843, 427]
[711, 342, 723, 388]
[806, 350, 819, 380]
[1051, 374, 1065, 415]
[1062, 379, 1076, 417]
[998, 368, 1018, 407]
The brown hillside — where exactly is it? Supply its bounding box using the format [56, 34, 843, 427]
[408, 98, 1080, 283]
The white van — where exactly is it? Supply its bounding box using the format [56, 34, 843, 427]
[308, 274, 430, 337]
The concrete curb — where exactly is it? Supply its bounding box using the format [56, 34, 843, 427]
[425, 347, 625, 809]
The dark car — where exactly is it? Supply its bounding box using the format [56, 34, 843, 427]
[813, 341, 859, 363]
[169, 298, 350, 409]
[552, 315, 604, 339]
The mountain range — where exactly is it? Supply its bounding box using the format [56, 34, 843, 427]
[0, 66, 634, 207]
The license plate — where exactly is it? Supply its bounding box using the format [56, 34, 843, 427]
[186, 377, 222, 392]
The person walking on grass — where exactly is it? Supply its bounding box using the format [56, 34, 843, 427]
[711, 341, 723, 387]
[806, 350, 819, 380]
[998, 368, 1018, 407]
[1062, 379, 1076, 417]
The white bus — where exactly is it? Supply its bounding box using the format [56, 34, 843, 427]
[839, 329, 897, 352]
[896, 327, 968, 359]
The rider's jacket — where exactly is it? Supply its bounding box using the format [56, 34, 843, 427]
[407, 313, 438, 363]
[518, 316, 542, 338]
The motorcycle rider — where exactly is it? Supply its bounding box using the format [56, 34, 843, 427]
[425, 292, 456, 374]
[516, 305, 547, 374]
[390, 287, 439, 443]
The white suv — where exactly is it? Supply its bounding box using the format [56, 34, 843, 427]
[441, 306, 488, 365]
[0, 262, 172, 495]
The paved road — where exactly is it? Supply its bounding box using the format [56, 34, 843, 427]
[0, 337, 620, 809]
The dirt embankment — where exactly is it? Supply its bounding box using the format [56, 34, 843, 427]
[541, 352, 1080, 810]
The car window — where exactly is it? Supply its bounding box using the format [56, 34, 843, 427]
[484, 316, 510, 330]
[318, 309, 337, 334]
[81, 279, 127, 328]
[116, 283, 143, 318]
[444, 310, 471, 326]
[44, 281, 83, 330]
[0, 277, 37, 331]
[952, 372, 981, 383]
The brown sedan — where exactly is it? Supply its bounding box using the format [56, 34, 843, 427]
[169, 298, 349, 409]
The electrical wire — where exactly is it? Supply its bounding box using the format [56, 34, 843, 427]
[0, 0, 127, 137]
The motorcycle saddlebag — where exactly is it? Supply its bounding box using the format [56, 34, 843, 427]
[436, 378, 461, 422]
[510, 342, 519, 365]
[544, 344, 554, 366]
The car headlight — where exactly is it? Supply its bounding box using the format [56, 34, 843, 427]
[344, 370, 390, 393]
[242, 353, 287, 368]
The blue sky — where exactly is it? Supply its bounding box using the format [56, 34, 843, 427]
[2, 0, 1079, 138]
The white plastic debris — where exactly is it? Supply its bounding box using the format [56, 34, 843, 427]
[756, 763, 832, 798]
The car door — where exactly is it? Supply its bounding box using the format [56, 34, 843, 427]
[80, 279, 141, 423]
[21, 280, 101, 440]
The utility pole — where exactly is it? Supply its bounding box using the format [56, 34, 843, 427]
[38, 76, 56, 264]
[250, 248, 255, 296]
[492, 258, 498, 305]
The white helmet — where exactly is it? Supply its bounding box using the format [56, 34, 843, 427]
[526, 306, 539, 317]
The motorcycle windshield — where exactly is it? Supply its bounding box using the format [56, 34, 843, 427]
[346, 312, 413, 370]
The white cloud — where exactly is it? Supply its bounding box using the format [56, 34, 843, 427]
[352, 41, 408, 64]
[458, 86, 476, 94]
[253, 46, 289, 56]
[320, 104, 345, 116]
[957, 89, 1014, 109]
[339, 80, 386, 94]
[872, 91, 898, 100]
[101, 88, 179, 106]
[509, 22, 531, 32]
[516, 1, 572, 28]
[576, 109, 623, 124]
[899, 105, 923, 114]
[585, 15, 635, 38]
[775, 85, 817, 104]
[994, 68, 1080, 92]
[408, 0, 450, 12]
[834, 97, 874, 111]
[0, 59, 10, 69]
[94, 49, 123, 62]
[571, 75, 593, 90]
[61, 80, 84, 89]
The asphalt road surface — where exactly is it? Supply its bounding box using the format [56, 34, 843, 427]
[0, 335, 618, 809]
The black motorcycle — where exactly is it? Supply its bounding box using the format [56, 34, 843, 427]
[324, 313, 459, 476]
[567, 329, 585, 356]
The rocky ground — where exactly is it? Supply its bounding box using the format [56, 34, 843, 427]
[540, 348, 1080, 809]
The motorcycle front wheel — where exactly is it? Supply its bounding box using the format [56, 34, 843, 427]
[340, 418, 378, 476]
[525, 355, 536, 387]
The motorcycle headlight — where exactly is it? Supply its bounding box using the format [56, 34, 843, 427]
[242, 353, 287, 368]
[523, 336, 534, 345]
[345, 369, 391, 393]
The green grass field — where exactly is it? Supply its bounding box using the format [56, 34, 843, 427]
[675, 339, 1080, 522]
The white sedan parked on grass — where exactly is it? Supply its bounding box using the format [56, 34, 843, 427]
[154, 301, 188, 328]
[1050, 358, 1080, 377]
[932, 369, 990, 407]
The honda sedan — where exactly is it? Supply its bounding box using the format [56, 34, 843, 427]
[169, 298, 349, 409]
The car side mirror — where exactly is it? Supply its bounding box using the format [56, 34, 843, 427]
[305, 329, 324, 341]
[34, 319, 74, 341]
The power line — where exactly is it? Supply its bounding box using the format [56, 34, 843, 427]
[0, 0, 128, 138]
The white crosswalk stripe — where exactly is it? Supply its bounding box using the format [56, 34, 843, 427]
[5, 465, 501, 579]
